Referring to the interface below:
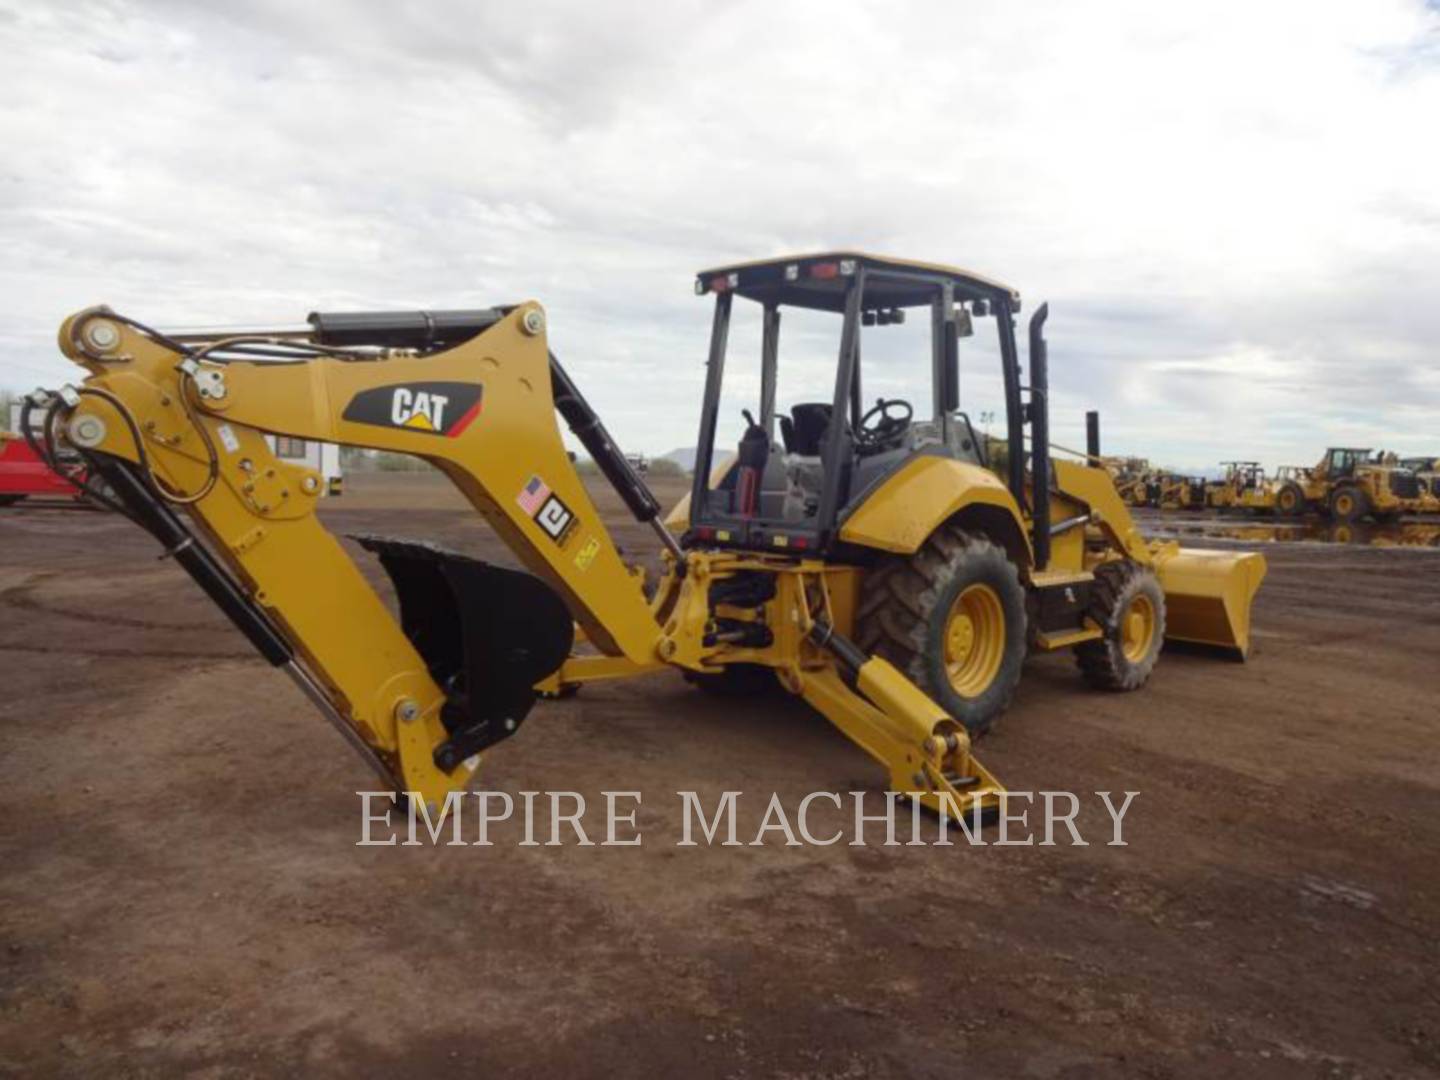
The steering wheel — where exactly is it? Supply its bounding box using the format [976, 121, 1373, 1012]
[856, 398, 913, 449]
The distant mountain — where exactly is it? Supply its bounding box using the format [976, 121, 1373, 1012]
[661, 447, 697, 472]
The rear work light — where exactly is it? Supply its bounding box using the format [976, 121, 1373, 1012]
[696, 273, 739, 296]
[809, 259, 856, 281]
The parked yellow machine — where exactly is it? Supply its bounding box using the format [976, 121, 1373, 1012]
[31, 253, 1265, 820]
[1206, 462, 1280, 513]
[1154, 473, 1208, 511]
[1400, 457, 1440, 512]
[1285, 448, 1423, 523]
[1107, 457, 1157, 507]
[1271, 466, 1311, 516]
[1108, 459, 1203, 512]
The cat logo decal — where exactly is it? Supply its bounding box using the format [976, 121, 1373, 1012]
[341, 382, 483, 437]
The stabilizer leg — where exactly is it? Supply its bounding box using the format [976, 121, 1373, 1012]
[795, 620, 1003, 820]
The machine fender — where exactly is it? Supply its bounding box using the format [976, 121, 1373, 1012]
[837, 455, 1031, 561]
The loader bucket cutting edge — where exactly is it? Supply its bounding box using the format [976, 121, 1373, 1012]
[1154, 547, 1267, 659]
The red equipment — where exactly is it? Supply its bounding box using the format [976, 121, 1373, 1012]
[0, 432, 86, 505]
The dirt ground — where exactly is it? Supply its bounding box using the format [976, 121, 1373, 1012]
[2, 472, 1438, 1079]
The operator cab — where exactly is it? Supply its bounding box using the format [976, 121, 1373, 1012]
[1320, 448, 1373, 478]
[686, 253, 1023, 554]
[1222, 461, 1264, 489]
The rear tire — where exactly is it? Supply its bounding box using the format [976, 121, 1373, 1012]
[857, 527, 1027, 737]
[1076, 562, 1166, 691]
[0, 495, 24, 507]
[1329, 485, 1369, 524]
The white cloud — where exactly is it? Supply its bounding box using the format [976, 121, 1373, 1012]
[1, 0, 1437, 469]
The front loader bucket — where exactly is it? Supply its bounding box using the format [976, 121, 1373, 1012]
[1152, 545, 1267, 659]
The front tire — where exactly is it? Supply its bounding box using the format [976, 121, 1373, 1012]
[1329, 485, 1369, 524]
[1276, 483, 1305, 516]
[1076, 561, 1166, 691]
[857, 527, 1027, 737]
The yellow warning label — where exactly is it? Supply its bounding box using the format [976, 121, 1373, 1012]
[574, 536, 601, 571]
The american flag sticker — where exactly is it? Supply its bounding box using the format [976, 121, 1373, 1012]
[516, 475, 551, 515]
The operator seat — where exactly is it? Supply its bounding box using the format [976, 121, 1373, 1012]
[780, 403, 838, 456]
[778, 403, 856, 521]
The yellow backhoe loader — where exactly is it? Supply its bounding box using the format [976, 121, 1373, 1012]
[1106, 457, 1156, 507]
[1271, 466, 1312, 517]
[1153, 473, 1207, 511]
[30, 253, 1265, 821]
[1104, 459, 1202, 513]
[1206, 462, 1281, 513]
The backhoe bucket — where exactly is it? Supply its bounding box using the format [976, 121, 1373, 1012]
[355, 535, 574, 770]
[1152, 545, 1267, 659]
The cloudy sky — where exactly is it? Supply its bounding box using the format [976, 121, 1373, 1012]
[2, 0, 1437, 470]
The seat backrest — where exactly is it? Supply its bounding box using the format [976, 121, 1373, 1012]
[788, 403, 834, 457]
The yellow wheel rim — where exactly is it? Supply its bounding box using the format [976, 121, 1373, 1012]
[944, 584, 1006, 698]
[1336, 494, 1353, 516]
[1120, 593, 1157, 663]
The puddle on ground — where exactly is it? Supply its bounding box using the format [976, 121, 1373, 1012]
[1141, 516, 1440, 548]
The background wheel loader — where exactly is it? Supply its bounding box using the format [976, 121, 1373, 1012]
[32, 253, 1264, 821]
[1288, 448, 1422, 523]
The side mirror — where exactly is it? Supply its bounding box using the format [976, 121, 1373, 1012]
[954, 306, 974, 338]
